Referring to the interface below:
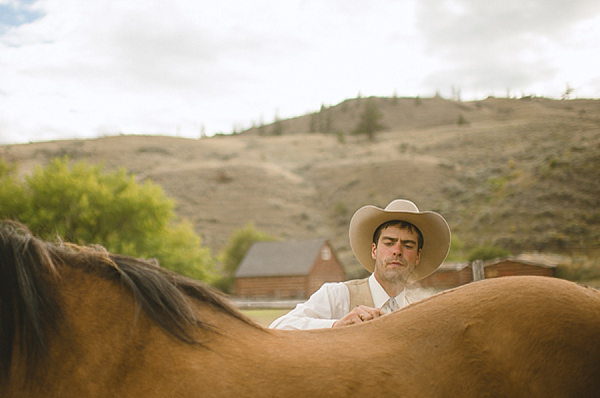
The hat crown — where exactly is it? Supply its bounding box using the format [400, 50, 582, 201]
[385, 199, 419, 213]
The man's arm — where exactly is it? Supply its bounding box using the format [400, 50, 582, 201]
[269, 282, 349, 330]
[269, 282, 384, 330]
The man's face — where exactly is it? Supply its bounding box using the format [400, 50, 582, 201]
[372, 225, 421, 285]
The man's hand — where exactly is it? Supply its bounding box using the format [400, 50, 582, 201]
[332, 305, 383, 328]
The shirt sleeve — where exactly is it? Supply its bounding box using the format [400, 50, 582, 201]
[268, 282, 350, 330]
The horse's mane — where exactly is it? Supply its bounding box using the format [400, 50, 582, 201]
[0, 220, 256, 383]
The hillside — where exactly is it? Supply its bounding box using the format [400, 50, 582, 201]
[2, 96, 599, 277]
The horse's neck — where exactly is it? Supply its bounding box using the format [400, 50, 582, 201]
[15, 266, 169, 396]
[47, 268, 149, 395]
[33, 266, 270, 397]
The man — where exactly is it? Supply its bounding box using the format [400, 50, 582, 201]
[269, 199, 451, 330]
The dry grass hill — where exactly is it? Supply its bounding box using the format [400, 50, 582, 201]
[2, 96, 599, 278]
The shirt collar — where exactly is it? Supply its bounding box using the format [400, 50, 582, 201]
[368, 274, 406, 308]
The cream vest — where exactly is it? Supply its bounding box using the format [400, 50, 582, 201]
[343, 277, 374, 310]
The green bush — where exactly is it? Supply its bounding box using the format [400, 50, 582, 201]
[445, 234, 466, 262]
[215, 222, 274, 293]
[467, 245, 511, 262]
[0, 157, 215, 281]
[457, 114, 469, 126]
[0, 160, 27, 218]
[555, 257, 600, 283]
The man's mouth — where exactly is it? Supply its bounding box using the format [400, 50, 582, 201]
[387, 259, 406, 267]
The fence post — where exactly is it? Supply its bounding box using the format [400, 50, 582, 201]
[472, 259, 484, 282]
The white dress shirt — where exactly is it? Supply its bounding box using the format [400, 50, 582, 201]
[269, 274, 407, 330]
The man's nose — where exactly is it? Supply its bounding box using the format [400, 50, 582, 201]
[392, 243, 403, 256]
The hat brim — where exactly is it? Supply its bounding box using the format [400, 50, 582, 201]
[349, 204, 451, 280]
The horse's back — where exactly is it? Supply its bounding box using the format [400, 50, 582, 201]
[411, 276, 600, 397]
[265, 276, 600, 397]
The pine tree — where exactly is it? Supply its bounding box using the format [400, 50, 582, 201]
[352, 98, 385, 140]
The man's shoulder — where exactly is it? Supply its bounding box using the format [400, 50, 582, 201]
[319, 280, 348, 290]
[310, 280, 350, 297]
[343, 277, 370, 287]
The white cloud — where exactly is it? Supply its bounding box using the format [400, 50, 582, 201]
[0, 0, 599, 144]
[415, 0, 600, 98]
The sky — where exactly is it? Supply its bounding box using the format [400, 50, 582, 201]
[1, 0, 599, 144]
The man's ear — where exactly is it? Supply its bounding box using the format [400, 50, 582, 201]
[371, 242, 377, 260]
[415, 248, 422, 265]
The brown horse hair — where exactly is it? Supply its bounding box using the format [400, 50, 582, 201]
[0, 221, 63, 383]
[0, 220, 258, 384]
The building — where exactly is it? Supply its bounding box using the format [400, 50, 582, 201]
[420, 256, 558, 290]
[234, 239, 346, 299]
[419, 261, 473, 290]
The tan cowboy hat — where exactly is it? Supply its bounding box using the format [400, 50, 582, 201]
[349, 199, 451, 280]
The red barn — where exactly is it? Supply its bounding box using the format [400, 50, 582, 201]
[233, 239, 346, 299]
[419, 262, 473, 290]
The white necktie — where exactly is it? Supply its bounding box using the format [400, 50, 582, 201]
[382, 297, 399, 314]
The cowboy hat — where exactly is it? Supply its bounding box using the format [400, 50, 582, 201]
[349, 199, 451, 280]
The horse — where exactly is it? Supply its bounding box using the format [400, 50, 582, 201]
[1, 220, 599, 397]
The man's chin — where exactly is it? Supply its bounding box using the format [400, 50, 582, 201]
[382, 268, 413, 282]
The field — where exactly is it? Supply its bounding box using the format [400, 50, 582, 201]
[240, 308, 292, 327]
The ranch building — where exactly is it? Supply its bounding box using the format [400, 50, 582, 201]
[420, 256, 558, 291]
[234, 239, 346, 299]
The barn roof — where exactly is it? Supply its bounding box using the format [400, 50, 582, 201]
[235, 239, 329, 278]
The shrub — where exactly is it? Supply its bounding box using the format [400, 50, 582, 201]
[0, 157, 215, 281]
[445, 234, 466, 262]
[215, 222, 274, 293]
[467, 245, 511, 262]
[457, 114, 469, 126]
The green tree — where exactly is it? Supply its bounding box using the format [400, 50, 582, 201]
[467, 245, 511, 262]
[0, 157, 214, 281]
[271, 112, 284, 136]
[0, 160, 27, 219]
[216, 222, 274, 293]
[352, 98, 385, 140]
[445, 234, 466, 262]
